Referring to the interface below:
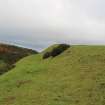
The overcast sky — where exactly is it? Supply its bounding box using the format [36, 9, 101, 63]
[0, 0, 105, 51]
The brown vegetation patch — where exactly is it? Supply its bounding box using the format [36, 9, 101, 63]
[3, 96, 16, 104]
[16, 80, 32, 88]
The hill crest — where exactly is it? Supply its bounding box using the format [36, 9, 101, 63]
[0, 43, 38, 75]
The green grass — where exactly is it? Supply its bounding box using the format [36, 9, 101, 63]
[0, 45, 105, 105]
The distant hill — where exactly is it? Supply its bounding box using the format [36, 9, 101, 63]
[0, 43, 38, 74]
[0, 44, 105, 105]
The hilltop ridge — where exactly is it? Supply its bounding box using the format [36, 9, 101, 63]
[0, 43, 38, 75]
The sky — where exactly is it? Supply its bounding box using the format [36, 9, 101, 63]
[0, 0, 105, 51]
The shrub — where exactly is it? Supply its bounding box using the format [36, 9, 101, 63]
[51, 44, 70, 57]
[43, 44, 70, 59]
[43, 52, 51, 59]
[0, 62, 15, 75]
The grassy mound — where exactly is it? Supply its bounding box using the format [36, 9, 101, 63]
[0, 45, 105, 105]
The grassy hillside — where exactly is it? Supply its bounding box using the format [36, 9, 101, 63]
[0, 43, 38, 75]
[0, 45, 105, 105]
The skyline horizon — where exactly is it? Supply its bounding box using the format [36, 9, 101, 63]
[1, 39, 105, 51]
[0, 0, 105, 51]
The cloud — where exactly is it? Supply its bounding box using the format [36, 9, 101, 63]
[0, 0, 105, 50]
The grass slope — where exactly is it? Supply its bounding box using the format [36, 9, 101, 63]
[0, 43, 37, 75]
[0, 45, 105, 105]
